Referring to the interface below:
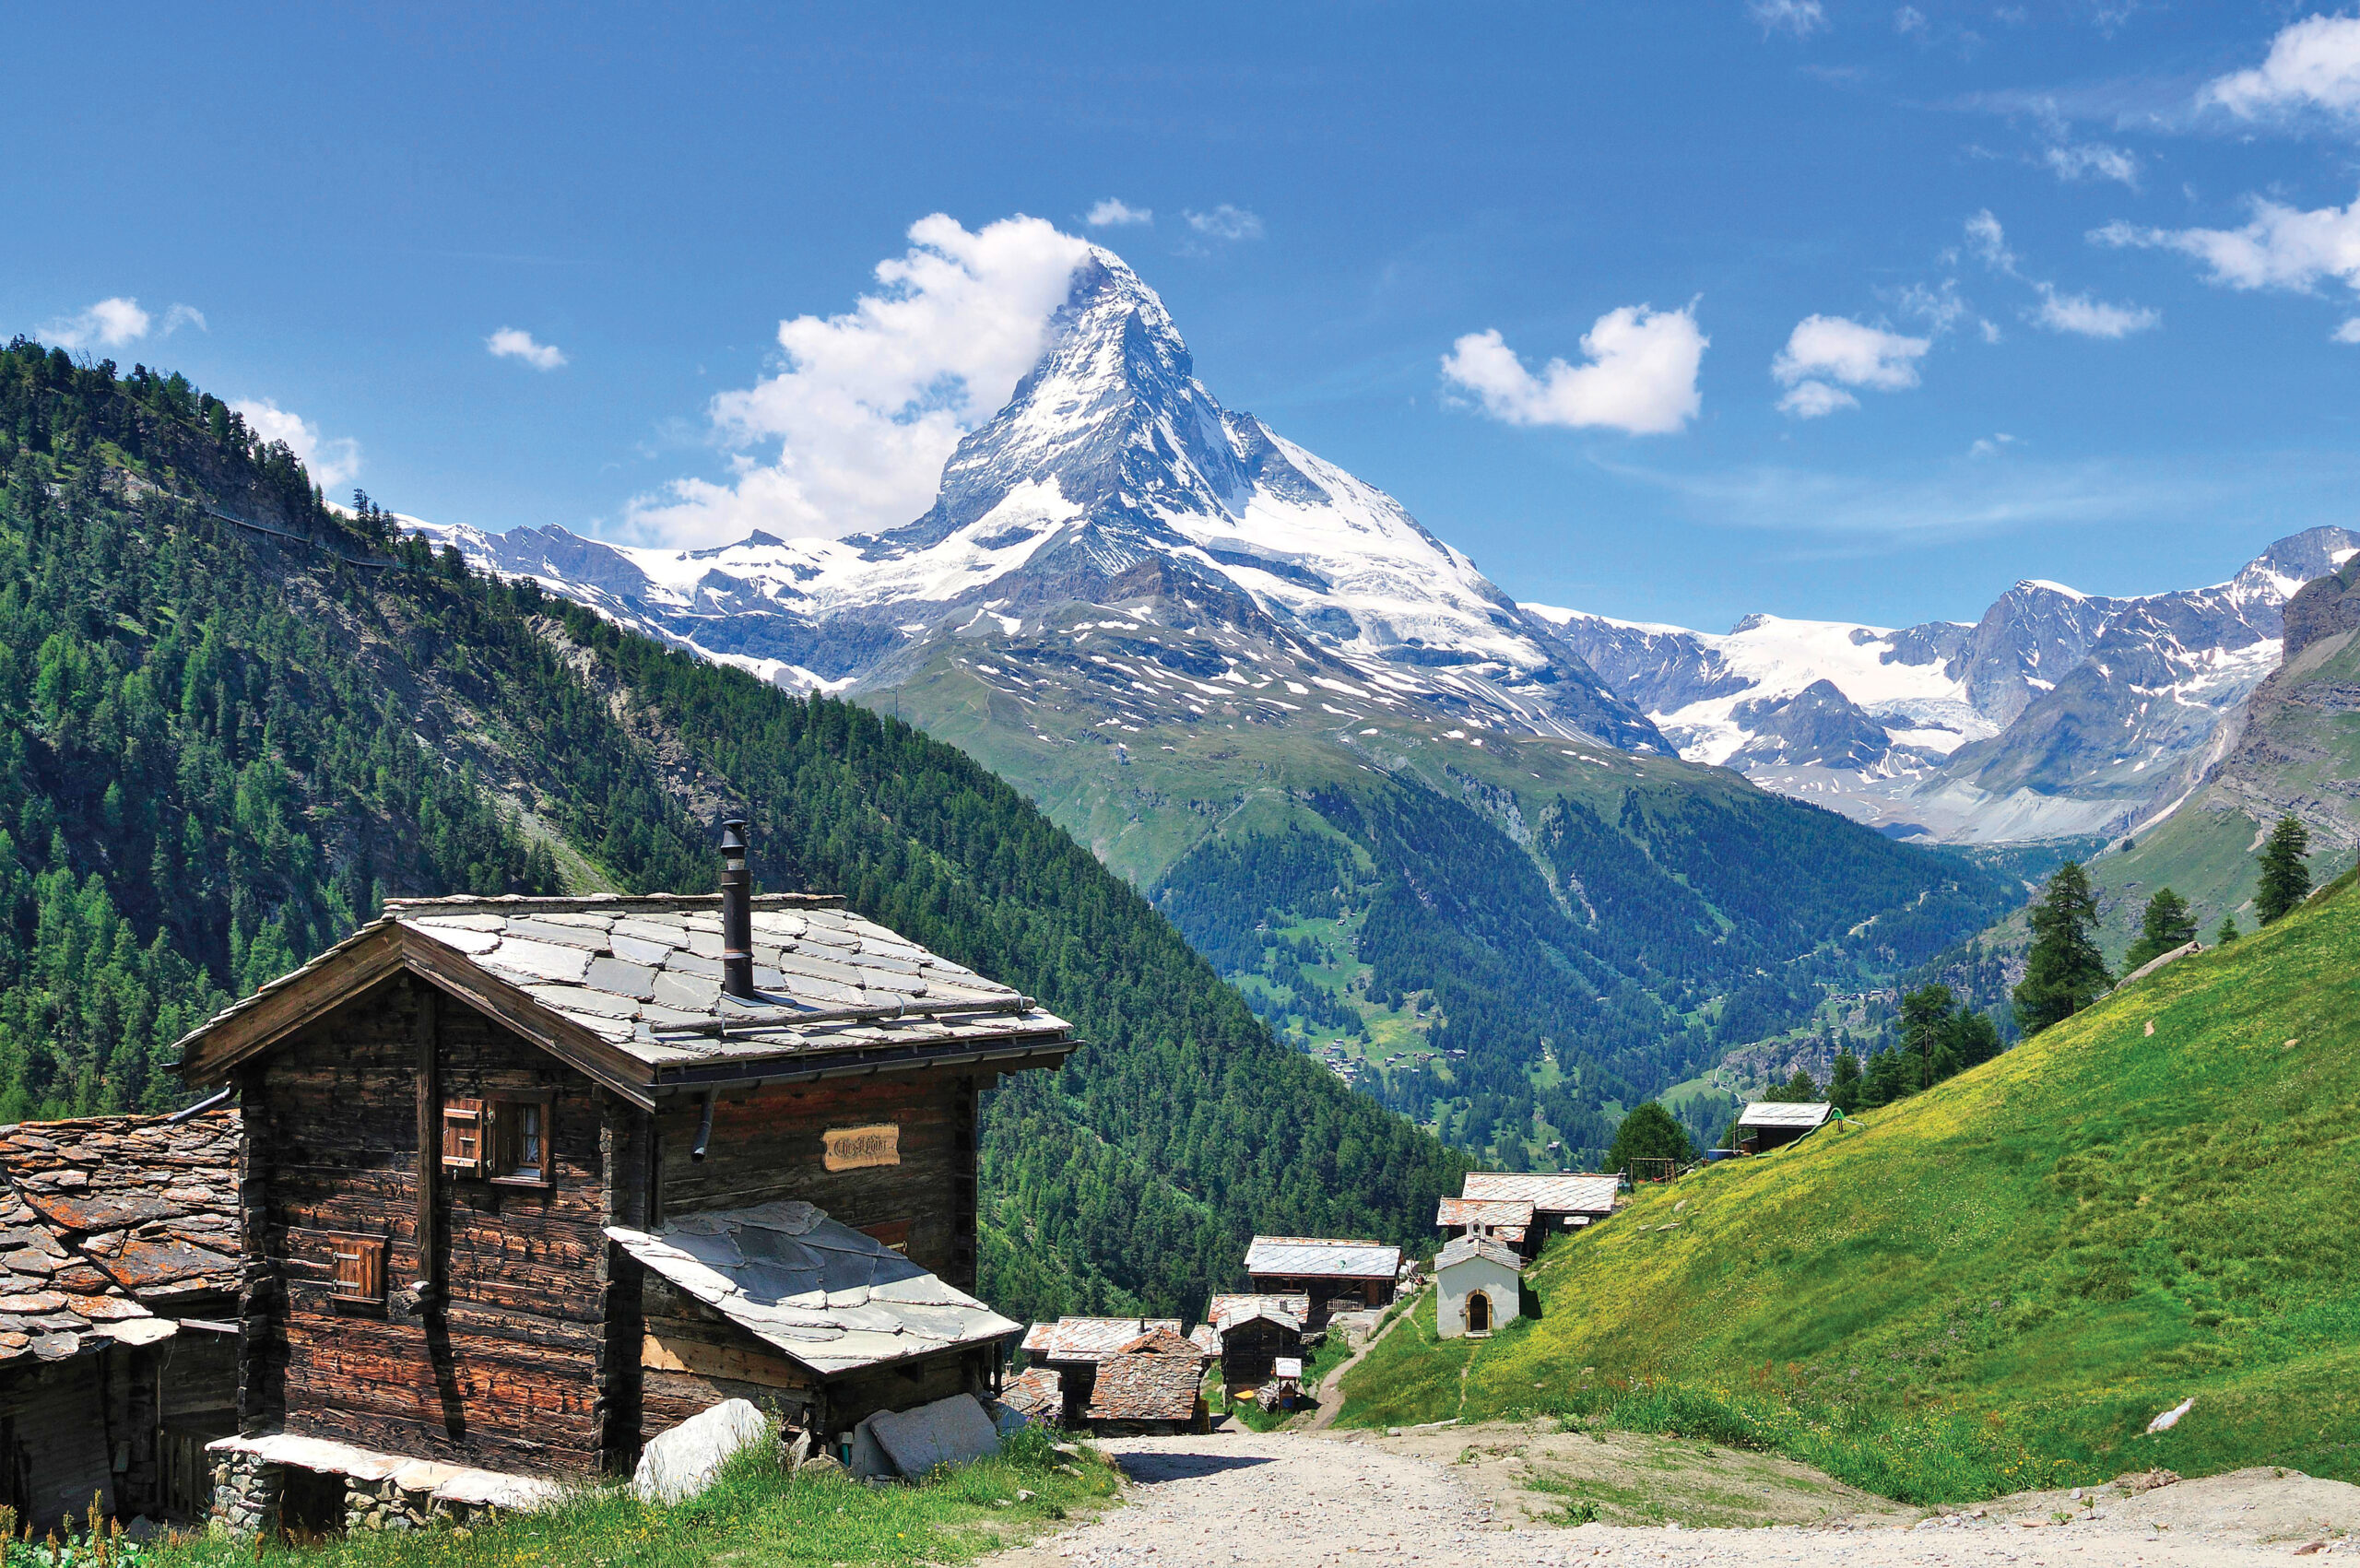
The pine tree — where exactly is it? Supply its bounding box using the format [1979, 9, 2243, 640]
[2012, 861, 2111, 1036]
[2255, 815, 2313, 925]
[1901, 983, 1958, 1086]
[2215, 913, 2240, 945]
[1827, 1049, 1863, 1114]
[2122, 887, 2198, 971]
[1607, 1101, 1694, 1173]
[1765, 1066, 1819, 1102]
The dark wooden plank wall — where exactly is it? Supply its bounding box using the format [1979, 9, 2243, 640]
[1218, 1319, 1300, 1389]
[653, 1070, 979, 1289]
[251, 975, 615, 1478]
[0, 1351, 142, 1532]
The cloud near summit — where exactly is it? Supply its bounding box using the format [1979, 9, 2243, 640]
[1440, 305, 1707, 436]
[627, 214, 1092, 548]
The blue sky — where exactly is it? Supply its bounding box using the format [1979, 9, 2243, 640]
[9, 2, 2360, 632]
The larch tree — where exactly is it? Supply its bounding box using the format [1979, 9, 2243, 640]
[2012, 861, 2111, 1036]
[2255, 815, 2313, 925]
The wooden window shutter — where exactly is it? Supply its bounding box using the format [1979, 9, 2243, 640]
[332, 1237, 385, 1303]
[442, 1098, 487, 1176]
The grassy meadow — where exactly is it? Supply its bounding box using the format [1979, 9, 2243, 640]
[110, 1429, 1117, 1568]
[1338, 872, 2360, 1502]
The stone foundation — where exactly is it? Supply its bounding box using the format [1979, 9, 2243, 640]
[206, 1431, 565, 1537]
[209, 1450, 282, 1539]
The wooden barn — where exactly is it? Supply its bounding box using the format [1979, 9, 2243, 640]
[1734, 1101, 1834, 1154]
[0, 1109, 242, 1528]
[1201, 1293, 1305, 1394]
[171, 823, 1076, 1533]
[1434, 1197, 1534, 1258]
[1457, 1173, 1618, 1246]
[1242, 1237, 1399, 1325]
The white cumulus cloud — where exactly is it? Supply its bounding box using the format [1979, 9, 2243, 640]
[41, 297, 152, 350]
[38, 296, 206, 350]
[1183, 205, 1263, 241]
[2032, 283, 2158, 337]
[1750, 0, 1828, 37]
[2094, 193, 2360, 293]
[626, 213, 1093, 548]
[1772, 315, 1930, 418]
[1440, 304, 1708, 436]
[2203, 14, 2360, 120]
[487, 327, 568, 370]
[2044, 142, 2140, 187]
[2335, 317, 2360, 343]
[1087, 198, 1152, 228]
[231, 398, 361, 490]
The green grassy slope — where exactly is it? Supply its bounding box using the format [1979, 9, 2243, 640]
[1339, 874, 2360, 1497]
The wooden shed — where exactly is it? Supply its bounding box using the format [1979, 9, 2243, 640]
[171, 823, 1076, 1533]
[1202, 1293, 1305, 1394]
[1735, 1102, 1834, 1154]
[0, 1110, 242, 1527]
[1241, 1237, 1399, 1325]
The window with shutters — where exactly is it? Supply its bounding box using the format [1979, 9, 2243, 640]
[441, 1099, 486, 1176]
[490, 1091, 555, 1187]
[331, 1236, 385, 1304]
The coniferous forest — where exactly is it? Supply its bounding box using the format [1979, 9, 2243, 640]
[0, 337, 1467, 1321]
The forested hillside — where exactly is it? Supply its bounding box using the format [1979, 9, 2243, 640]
[1151, 767, 2016, 1164]
[0, 336, 1467, 1322]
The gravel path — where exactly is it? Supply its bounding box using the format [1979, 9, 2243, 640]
[993, 1430, 2355, 1568]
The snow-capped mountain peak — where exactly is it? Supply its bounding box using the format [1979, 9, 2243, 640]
[411, 243, 1664, 751]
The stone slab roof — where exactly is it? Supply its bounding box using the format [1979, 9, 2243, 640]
[1435, 1233, 1524, 1273]
[1210, 1296, 1304, 1336]
[0, 1107, 241, 1367]
[1738, 1101, 1835, 1130]
[607, 1200, 1019, 1378]
[1084, 1351, 1203, 1423]
[1206, 1292, 1308, 1325]
[1020, 1316, 1184, 1362]
[176, 893, 1076, 1097]
[208, 1432, 564, 1511]
[1001, 1366, 1065, 1422]
[1435, 1197, 1535, 1235]
[1242, 1236, 1400, 1279]
[1460, 1173, 1620, 1213]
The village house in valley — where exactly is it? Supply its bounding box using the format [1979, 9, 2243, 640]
[171, 823, 1076, 1533]
[1243, 1236, 1400, 1325]
[1456, 1173, 1618, 1250]
[1200, 1293, 1305, 1398]
[1017, 1316, 1181, 1427]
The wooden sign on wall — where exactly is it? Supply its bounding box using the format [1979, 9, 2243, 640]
[822, 1124, 901, 1172]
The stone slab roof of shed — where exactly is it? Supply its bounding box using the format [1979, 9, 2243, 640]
[174, 892, 1076, 1095]
[1435, 1197, 1535, 1230]
[1243, 1236, 1401, 1279]
[1460, 1173, 1620, 1213]
[0, 1107, 241, 1367]
[1738, 1101, 1835, 1130]
[1084, 1351, 1203, 1422]
[606, 1200, 1019, 1378]
[1020, 1316, 1184, 1362]
[1001, 1367, 1065, 1422]
[1435, 1233, 1524, 1273]
[1209, 1296, 1304, 1335]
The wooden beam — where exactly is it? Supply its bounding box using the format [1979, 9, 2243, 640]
[413, 982, 439, 1297]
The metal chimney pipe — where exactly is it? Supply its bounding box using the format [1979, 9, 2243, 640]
[719, 818, 755, 999]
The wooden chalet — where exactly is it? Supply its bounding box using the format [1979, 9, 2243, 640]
[171, 823, 1077, 1531]
[1242, 1237, 1399, 1325]
[1458, 1173, 1618, 1244]
[1734, 1101, 1834, 1154]
[1017, 1316, 1180, 1425]
[0, 1109, 241, 1527]
[1201, 1292, 1304, 1394]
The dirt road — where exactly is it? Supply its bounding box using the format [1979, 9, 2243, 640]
[997, 1424, 2357, 1568]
